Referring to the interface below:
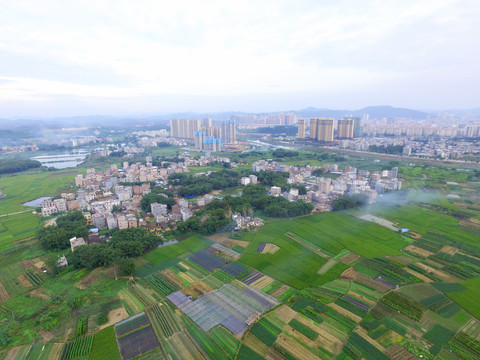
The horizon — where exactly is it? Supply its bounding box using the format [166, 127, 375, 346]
[1, 1, 479, 117]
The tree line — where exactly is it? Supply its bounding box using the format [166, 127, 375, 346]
[0, 158, 42, 174]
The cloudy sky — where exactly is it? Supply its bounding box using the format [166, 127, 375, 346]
[0, 0, 479, 117]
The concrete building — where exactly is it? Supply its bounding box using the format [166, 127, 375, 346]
[315, 118, 334, 142]
[221, 120, 236, 144]
[151, 202, 168, 216]
[249, 175, 258, 184]
[180, 207, 193, 221]
[337, 118, 354, 139]
[309, 118, 317, 140]
[92, 213, 106, 229]
[170, 118, 201, 139]
[54, 199, 67, 212]
[70, 237, 86, 252]
[106, 214, 118, 229]
[297, 119, 305, 139]
[75, 174, 83, 187]
[117, 215, 128, 230]
[270, 186, 282, 196]
[240, 177, 251, 186]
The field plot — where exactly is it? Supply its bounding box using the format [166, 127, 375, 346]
[142, 235, 212, 266]
[168, 283, 279, 335]
[220, 262, 246, 277]
[256, 243, 280, 254]
[147, 303, 181, 338]
[144, 271, 181, 296]
[90, 326, 121, 360]
[448, 277, 480, 321]
[239, 213, 407, 289]
[167, 331, 206, 360]
[184, 317, 240, 360]
[372, 205, 478, 247]
[59, 335, 93, 360]
[209, 243, 241, 259]
[115, 312, 160, 360]
[189, 249, 226, 271]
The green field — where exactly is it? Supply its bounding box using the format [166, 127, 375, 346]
[0, 212, 40, 252]
[448, 278, 480, 321]
[370, 205, 478, 246]
[239, 212, 408, 289]
[90, 326, 121, 360]
[0, 169, 82, 214]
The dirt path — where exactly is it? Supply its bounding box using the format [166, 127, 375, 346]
[285, 232, 330, 259]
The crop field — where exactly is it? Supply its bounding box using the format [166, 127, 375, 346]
[59, 335, 93, 360]
[167, 331, 206, 360]
[189, 249, 226, 271]
[115, 313, 160, 360]
[147, 303, 181, 338]
[448, 277, 480, 320]
[184, 317, 240, 360]
[0, 212, 40, 253]
[89, 326, 121, 360]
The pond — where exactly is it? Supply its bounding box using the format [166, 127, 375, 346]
[23, 196, 52, 207]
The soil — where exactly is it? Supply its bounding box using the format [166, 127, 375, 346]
[28, 288, 50, 300]
[182, 281, 213, 299]
[439, 245, 459, 255]
[340, 267, 357, 280]
[404, 245, 434, 258]
[271, 285, 291, 299]
[18, 275, 32, 287]
[76, 269, 101, 289]
[339, 252, 360, 264]
[207, 233, 249, 248]
[273, 305, 297, 323]
[0, 282, 11, 303]
[328, 303, 362, 323]
[99, 306, 130, 330]
[415, 262, 458, 282]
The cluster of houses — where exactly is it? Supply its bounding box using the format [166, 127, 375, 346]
[250, 160, 402, 211]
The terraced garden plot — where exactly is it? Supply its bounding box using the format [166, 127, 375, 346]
[144, 271, 181, 296]
[59, 335, 94, 360]
[147, 303, 181, 338]
[168, 284, 279, 335]
[115, 313, 160, 360]
[463, 319, 480, 341]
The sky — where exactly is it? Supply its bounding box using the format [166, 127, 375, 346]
[0, 0, 479, 117]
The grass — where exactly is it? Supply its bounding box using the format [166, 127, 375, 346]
[90, 326, 121, 360]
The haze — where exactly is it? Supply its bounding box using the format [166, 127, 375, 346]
[0, 0, 479, 117]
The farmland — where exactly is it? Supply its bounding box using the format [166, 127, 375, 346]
[1, 151, 480, 360]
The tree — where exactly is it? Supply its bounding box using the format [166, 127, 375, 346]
[119, 258, 135, 275]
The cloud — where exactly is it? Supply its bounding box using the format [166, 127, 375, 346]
[0, 0, 478, 115]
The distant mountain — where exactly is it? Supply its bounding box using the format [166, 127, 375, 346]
[294, 105, 431, 120]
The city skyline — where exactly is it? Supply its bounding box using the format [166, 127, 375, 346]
[0, 0, 479, 117]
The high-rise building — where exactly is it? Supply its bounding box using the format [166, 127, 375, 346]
[309, 119, 317, 139]
[337, 118, 354, 139]
[194, 131, 206, 150]
[353, 117, 363, 137]
[202, 117, 212, 129]
[170, 118, 201, 139]
[315, 118, 334, 142]
[297, 119, 305, 138]
[285, 113, 297, 125]
[221, 120, 236, 144]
